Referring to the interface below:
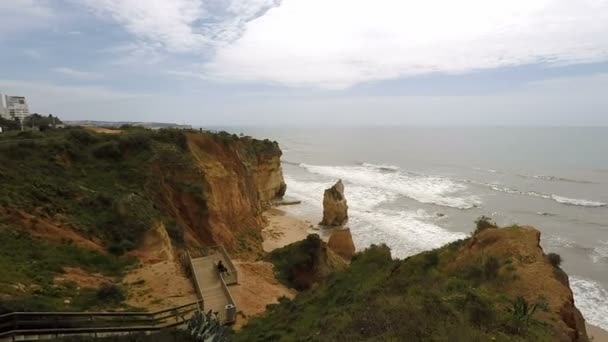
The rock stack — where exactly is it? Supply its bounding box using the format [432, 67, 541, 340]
[320, 179, 348, 226]
[328, 228, 356, 260]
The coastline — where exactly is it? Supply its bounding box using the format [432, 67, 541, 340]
[260, 207, 608, 340]
[262, 207, 322, 252]
[587, 323, 608, 342]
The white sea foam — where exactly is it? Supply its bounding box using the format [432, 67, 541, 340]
[591, 241, 608, 263]
[473, 167, 499, 173]
[471, 180, 607, 208]
[543, 235, 576, 249]
[551, 195, 607, 208]
[570, 277, 608, 331]
[518, 173, 592, 184]
[283, 175, 467, 258]
[350, 209, 467, 258]
[299, 163, 480, 209]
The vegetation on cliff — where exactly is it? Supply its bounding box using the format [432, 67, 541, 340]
[0, 127, 286, 311]
[236, 223, 586, 341]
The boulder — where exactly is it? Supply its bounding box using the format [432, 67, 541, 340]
[328, 228, 356, 260]
[320, 180, 348, 226]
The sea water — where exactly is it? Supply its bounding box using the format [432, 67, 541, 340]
[235, 126, 608, 330]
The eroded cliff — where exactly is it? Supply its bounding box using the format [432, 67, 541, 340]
[0, 127, 286, 312]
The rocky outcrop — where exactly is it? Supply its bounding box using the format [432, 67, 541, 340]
[328, 228, 356, 259]
[320, 180, 348, 226]
[269, 234, 346, 290]
[453, 226, 588, 341]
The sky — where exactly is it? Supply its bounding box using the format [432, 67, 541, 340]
[1, 0, 608, 126]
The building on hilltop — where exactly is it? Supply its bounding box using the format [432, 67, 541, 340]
[5, 95, 30, 122]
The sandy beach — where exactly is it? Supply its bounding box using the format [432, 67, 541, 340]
[262, 207, 323, 252]
[587, 323, 608, 342]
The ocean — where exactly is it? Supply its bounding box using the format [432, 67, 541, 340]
[236, 126, 608, 330]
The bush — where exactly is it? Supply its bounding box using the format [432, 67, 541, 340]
[118, 131, 152, 151]
[155, 129, 188, 150]
[474, 216, 497, 234]
[96, 283, 125, 303]
[547, 253, 562, 268]
[92, 141, 122, 159]
[68, 129, 98, 145]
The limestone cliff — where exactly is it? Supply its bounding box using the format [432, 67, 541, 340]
[453, 226, 588, 341]
[320, 179, 348, 226]
[155, 132, 286, 256]
[328, 228, 356, 260]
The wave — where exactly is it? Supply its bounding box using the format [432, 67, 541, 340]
[298, 163, 481, 210]
[551, 195, 606, 207]
[361, 162, 401, 172]
[570, 277, 608, 331]
[473, 167, 499, 173]
[467, 180, 607, 208]
[543, 235, 577, 249]
[282, 160, 302, 166]
[518, 173, 593, 184]
[283, 175, 467, 258]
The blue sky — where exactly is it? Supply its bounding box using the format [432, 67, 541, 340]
[1, 0, 608, 126]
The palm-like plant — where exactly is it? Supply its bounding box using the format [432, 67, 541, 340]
[186, 310, 230, 342]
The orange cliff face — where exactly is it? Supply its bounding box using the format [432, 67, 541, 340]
[153, 132, 286, 257]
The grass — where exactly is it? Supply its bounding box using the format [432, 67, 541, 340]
[0, 224, 135, 312]
[0, 127, 194, 253]
[0, 126, 282, 312]
[236, 236, 553, 341]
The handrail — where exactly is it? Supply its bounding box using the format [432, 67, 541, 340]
[0, 301, 202, 340]
[216, 244, 238, 285]
[186, 251, 205, 306]
[218, 273, 237, 324]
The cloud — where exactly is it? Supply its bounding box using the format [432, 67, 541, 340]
[78, 0, 280, 52]
[204, 0, 608, 88]
[53, 67, 103, 80]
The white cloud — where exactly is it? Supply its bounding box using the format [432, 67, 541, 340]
[53, 67, 103, 80]
[204, 0, 608, 88]
[78, 0, 280, 52]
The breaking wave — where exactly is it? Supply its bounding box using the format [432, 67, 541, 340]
[299, 163, 481, 209]
[283, 175, 467, 258]
[518, 173, 593, 184]
[551, 195, 606, 207]
[361, 162, 401, 172]
[570, 277, 608, 331]
[466, 180, 606, 208]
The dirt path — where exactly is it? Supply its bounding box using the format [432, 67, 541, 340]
[230, 260, 296, 329]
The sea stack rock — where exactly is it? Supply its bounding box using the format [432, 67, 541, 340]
[321, 179, 348, 226]
[328, 228, 356, 260]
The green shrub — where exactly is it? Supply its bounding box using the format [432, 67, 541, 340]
[67, 129, 98, 145]
[118, 131, 152, 151]
[474, 216, 497, 234]
[93, 141, 122, 159]
[96, 284, 125, 303]
[547, 253, 562, 268]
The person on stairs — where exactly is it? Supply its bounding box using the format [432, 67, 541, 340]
[217, 260, 229, 276]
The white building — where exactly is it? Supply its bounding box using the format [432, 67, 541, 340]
[5, 95, 30, 122]
[0, 93, 8, 120]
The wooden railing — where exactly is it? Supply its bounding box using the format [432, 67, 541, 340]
[0, 301, 202, 342]
[185, 245, 238, 324]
